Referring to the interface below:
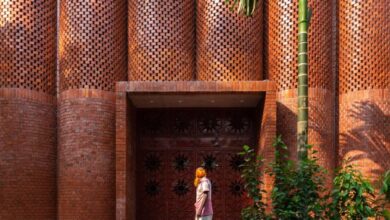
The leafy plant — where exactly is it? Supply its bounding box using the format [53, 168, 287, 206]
[327, 162, 377, 219]
[377, 170, 390, 219]
[239, 136, 389, 219]
[224, 0, 258, 16]
[269, 136, 327, 219]
[238, 145, 268, 220]
[381, 170, 390, 202]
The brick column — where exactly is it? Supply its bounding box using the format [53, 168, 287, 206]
[128, 0, 195, 81]
[338, 0, 390, 180]
[265, 0, 336, 175]
[58, 0, 127, 219]
[0, 1, 57, 218]
[258, 89, 277, 209]
[196, 0, 263, 81]
[115, 90, 137, 220]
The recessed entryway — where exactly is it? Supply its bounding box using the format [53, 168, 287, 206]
[136, 108, 257, 219]
[115, 81, 276, 220]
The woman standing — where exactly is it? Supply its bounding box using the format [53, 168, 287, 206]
[194, 167, 213, 220]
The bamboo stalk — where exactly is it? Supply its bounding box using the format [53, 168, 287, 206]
[297, 0, 309, 160]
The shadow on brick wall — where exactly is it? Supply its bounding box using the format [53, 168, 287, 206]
[277, 101, 335, 167]
[340, 101, 390, 179]
[276, 102, 297, 158]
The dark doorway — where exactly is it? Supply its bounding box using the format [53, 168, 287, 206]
[136, 108, 258, 220]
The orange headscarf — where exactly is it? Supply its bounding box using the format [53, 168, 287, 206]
[194, 167, 206, 187]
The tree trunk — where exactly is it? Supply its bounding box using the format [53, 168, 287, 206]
[297, 0, 309, 160]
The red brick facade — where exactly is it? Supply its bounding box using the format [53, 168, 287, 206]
[0, 1, 389, 220]
[58, 90, 116, 219]
[339, 91, 390, 180]
[196, 0, 263, 81]
[276, 89, 336, 173]
[58, 0, 127, 218]
[265, 0, 336, 178]
[338, 0, 390, 180]
[0, 89, 57, 219]
[0, 0, 57, 218]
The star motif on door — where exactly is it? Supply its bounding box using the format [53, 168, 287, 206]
[173, 154, 189, 172]
[201, 154, 218, 171]
[227, 115, 249, 134]
[145, 180, 161, 197]
[229, 154, 245, 171]
[229, 180, 245, 197]
[173, 179, 190, 197]
[173, 116, 191, 134]
[144, 153, 161, 172]
[199, 116, 221, 134]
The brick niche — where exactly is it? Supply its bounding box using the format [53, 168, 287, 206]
[115, 81, 276, 220]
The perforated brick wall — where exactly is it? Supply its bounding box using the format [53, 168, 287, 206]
[58, 1, 127, 219]
[339, 0, 389, 94]
[264, 0, 335, 174]
[128, 0, 195, 81]
[59, 0, 127, 91]
[265, 0, 333, 91]
[0, 1, 56, 94]
[196, 0, 263, 81]
[338, 0, 390, 179]
[0, 1, 57, 219]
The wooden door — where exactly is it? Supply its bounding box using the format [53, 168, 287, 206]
[136, 109, 256, 220]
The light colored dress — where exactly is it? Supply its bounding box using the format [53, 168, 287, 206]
[195, 177, 213, 220]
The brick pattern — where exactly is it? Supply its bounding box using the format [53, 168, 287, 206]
[196, 0, 263, 81]
[59, 0, 127, 91]
[339, 0, 390, 94]
[128, 0, 195, 81]
[265, 0, 336, 176]
[115, 92, 136, 220]
[277, 89, 335, 173]
[265, 0, 333, 90]
[58, 1, 127, 218]
[338, 0, 390, 181]
[339, 90, 390, 180]
[258, 91, 276, 209]
[116, 81, 276, 93]
[0, 0, 56, 95]
[58, 90, 116, 220]
[0, 89, 56, 220]
[0, 1, 57, 218]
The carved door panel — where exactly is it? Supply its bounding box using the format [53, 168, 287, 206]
[136, 109, 255, 220]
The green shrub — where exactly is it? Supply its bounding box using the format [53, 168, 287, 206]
[238, 136, 390, 220]
[269, 136, 327, 219]
[378, 170, 390, 219]
[381, 170, 390, 202]
[238, 145, 268, 220]
[327, 162, 378, 219]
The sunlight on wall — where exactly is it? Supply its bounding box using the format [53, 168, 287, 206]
[0, 0, 11, 27]
[343, 150, 383, 180]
